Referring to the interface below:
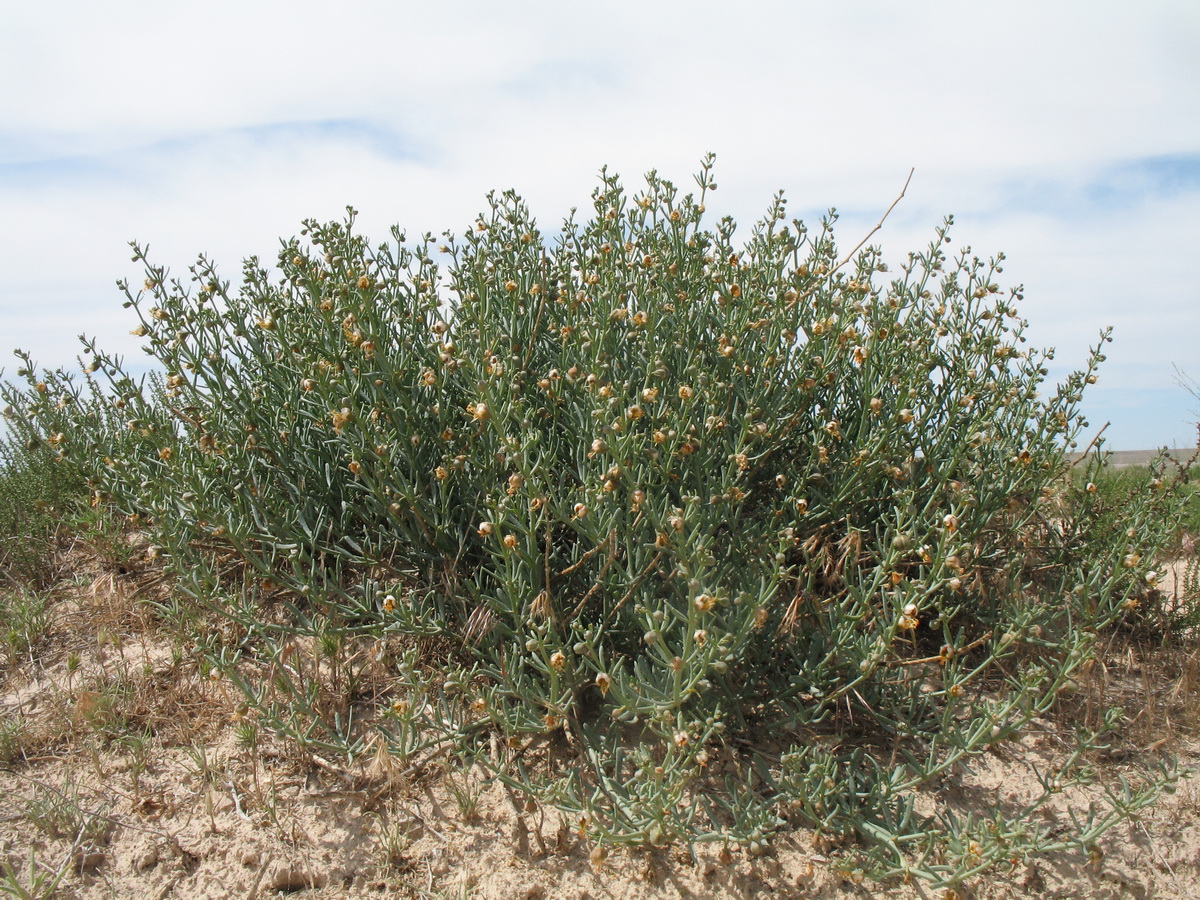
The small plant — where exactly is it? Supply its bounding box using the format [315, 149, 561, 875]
[3, 157, 1192, 888]
[0, 591, 52, 667]
[0, 719, 27, 767]
[19, 781, 111, 847]
[372, 809, 413, 872]
[0, 846, 73, 900]
[444, 760, 483, 822]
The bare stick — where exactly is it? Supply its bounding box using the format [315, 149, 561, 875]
[794, 168, 914, 308]
[835, 168, 914, 272]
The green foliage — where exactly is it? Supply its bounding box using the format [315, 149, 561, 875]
[1074, 457, 1200, 630]
[0, 426, 86, 589]
[2, 158, 1190, 888]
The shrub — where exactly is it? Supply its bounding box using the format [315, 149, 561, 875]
[2, 157, 1189, 887]
[0, 423, 86, 589]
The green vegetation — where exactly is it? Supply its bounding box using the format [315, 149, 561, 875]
[0, 429, 85, 589]
[1, 158, 1196, 890]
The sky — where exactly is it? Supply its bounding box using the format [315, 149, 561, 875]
[1, 0, 1198, 451]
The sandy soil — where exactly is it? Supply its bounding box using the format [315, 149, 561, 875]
[3, 558, 1200, 899]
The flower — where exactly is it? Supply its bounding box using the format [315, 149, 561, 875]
[595, 672, 612, 695]
[549, 651, 567, 671]
[477, 521, 494, 536]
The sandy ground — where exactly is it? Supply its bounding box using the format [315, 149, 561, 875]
[3, 560, 1200, 899]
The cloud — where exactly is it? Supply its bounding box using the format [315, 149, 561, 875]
[1, 1, 1198, 449]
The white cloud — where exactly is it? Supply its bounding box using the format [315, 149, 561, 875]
[2, 0, 1198, 448]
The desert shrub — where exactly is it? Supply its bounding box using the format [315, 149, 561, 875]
[2, 158, 1190, 887]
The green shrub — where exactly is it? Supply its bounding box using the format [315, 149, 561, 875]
[2, 158, 1189, 888]
[0, 425, 86, 589]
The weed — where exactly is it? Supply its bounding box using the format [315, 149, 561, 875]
[373, 810, 413, 872]
[0, 845, 72, 900]
[444, 763, 483, 822]
[19, 780, 111, 846]
[0, 591, 52, 667]
[0, 719, 26, 767]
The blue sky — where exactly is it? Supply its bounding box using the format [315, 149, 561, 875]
[1, 0, 1198, 450]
